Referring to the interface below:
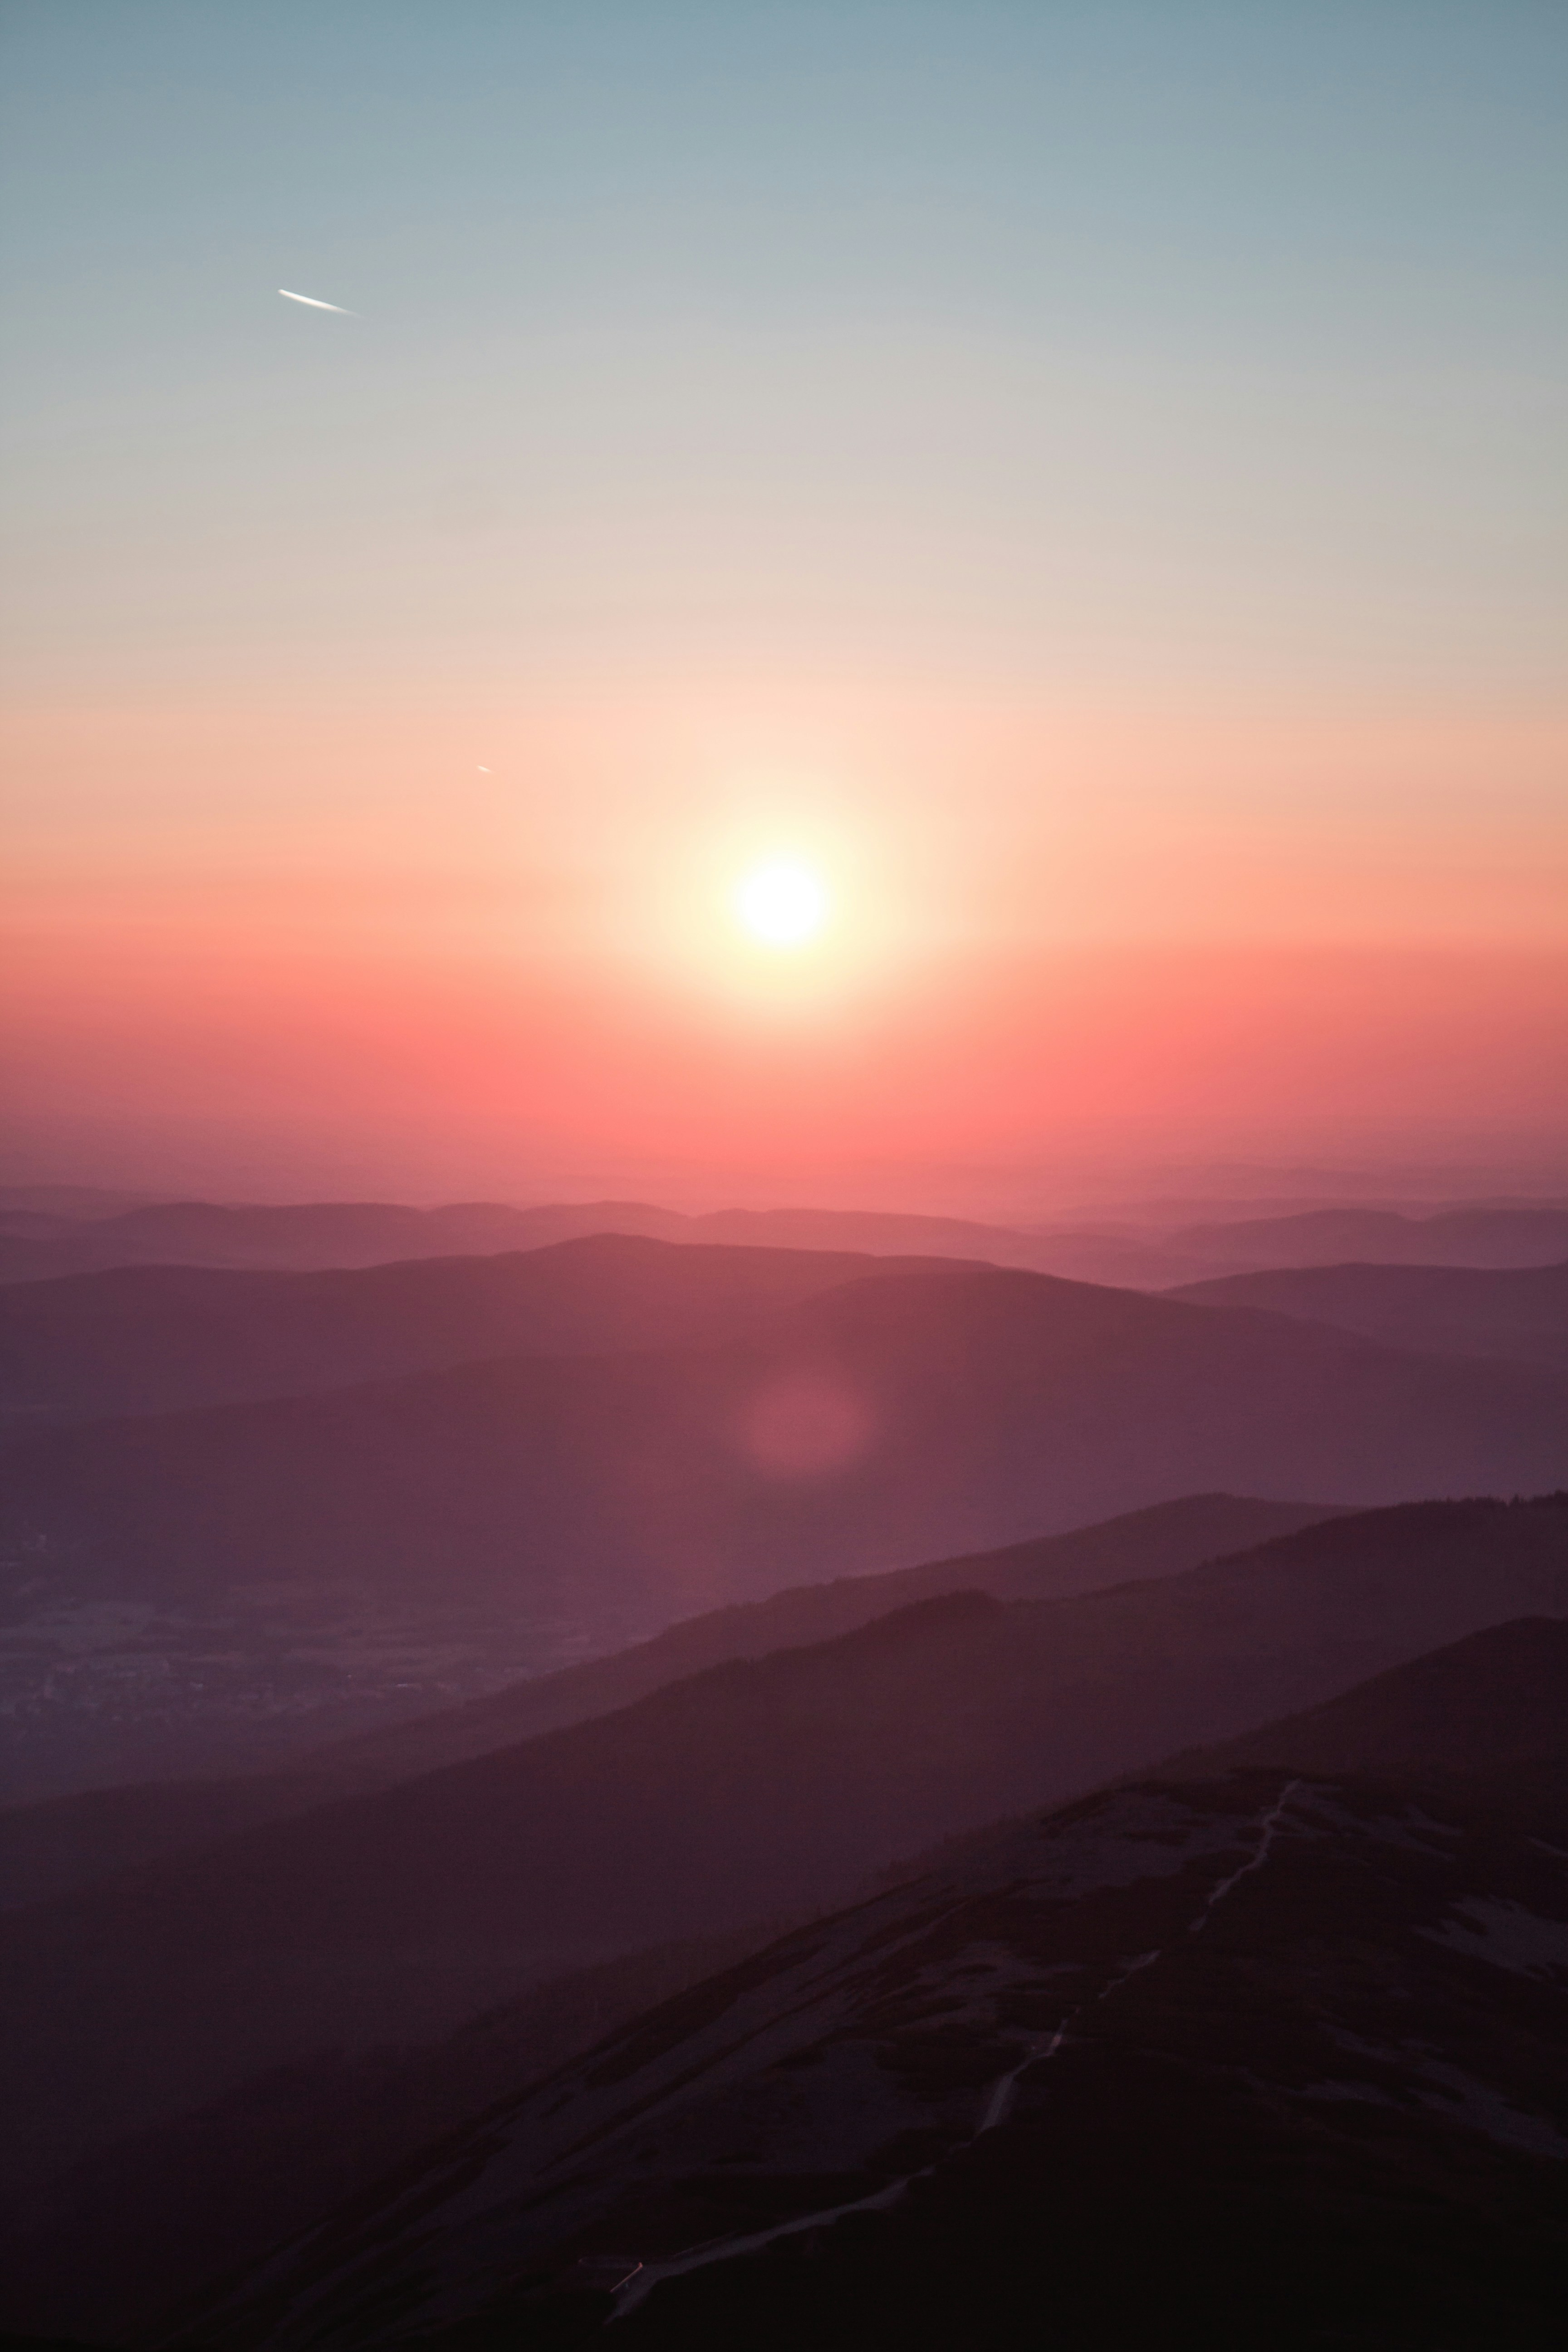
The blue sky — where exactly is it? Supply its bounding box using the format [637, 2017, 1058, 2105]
[3, 0, 1562, 697]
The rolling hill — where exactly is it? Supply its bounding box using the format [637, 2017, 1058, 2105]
[1166, 1200, 1568, 1272]
[0, 1196, 1080, 1288]
[1, 1495, 1562, 2209]
[1175, 1612, 1568, 1776]
[0, 1235, 970, 1429]
[1171, 1256, 1568, 1371]
[6, 1592, 1568, 2347]
[0, 1491, 1339, 1909]
[4, 1189, 1563, 1291]
[0, 1198, 677, 1284]
[172, 1754, 1568, 2352]
[4, 1258, 1563, 1623]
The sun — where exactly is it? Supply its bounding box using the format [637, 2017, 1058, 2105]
[733, 859, 829, 947]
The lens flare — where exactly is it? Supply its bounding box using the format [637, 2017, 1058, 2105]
[736, 1373, 875, 1478]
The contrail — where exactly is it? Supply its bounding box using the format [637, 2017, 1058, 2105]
[278, 289, 359, 314]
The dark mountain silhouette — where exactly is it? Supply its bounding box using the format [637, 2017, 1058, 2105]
[3, 1260, 1563, 1628]
[0, 1235, 973, 1429]
[167, 1757, 1568, 2352]
[1166, 1200, 1568, 1272]
[1172, 1613, 1568, 1776]
[296, 1490, 1342, 1786]
[0, 1494, 1339, 1910]
[1172, 1256, 1568, 1370]
[1, 1496, 1563, 2207]
[8, 1588, 1568, 2347]
[0, 1928, 767, 2347]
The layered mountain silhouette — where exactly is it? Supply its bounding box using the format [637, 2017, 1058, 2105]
[24, 1239, 1558, 1439]
[0, 1493, 1338, 1909]
[2, 1189, 1563, 1289]
[1177, 1613, 1568, 1775]
[1172, 1255, 1568, 1370]
[8, 1583, 1568, 2349]
[1163, 1200, 1568, 1271]
[0, 1927, 770, 2347]
[0, 1236, 971, 1429]
[2, 1495, 1563, 2210]
[4, 1252, 1563, 1627]
[0, 1199, 673, 1284]
[0, 1198, 1092, 1287]
[171, 1753, 1568, 2349]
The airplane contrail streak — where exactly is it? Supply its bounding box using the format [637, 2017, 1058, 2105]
[278, 289, 359, 314]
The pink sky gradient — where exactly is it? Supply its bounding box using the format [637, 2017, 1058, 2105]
[4, 7, 1563, 1207]
[5, 678, 1563, 1206]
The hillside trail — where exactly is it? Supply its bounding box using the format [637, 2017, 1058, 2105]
[611, 1781, 1305, 2321]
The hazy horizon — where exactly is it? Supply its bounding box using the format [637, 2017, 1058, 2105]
[5, 1145, 1568, 1225]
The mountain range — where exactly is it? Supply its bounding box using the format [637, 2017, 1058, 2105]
[5, 1199, 1567, 2350]
[5, 1246, 1563, 1630]
[1167, 1199, 1568, 1270]
[0, 1492, 1338, 1909]
[2, 1189, 1566, 1290]
[1171, 1255, 1568, 1370]
[0, 1235, 965, 1431]
[196, 1762, 1567, 2352]
[9, 1237, 1567, 1445]
[2, 1494, 1562, 2215]
[51, 1612, 1568, 2352]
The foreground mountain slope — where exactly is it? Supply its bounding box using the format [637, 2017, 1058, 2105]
[0, 1928, 769, 2347]
[0, 1493, 1339, 1910]
[12, 1599, 1568, 2352]
[12, 1605, 1567, 2349]
[178, 1757, 1568, 2352]
[2, 1496, 1563, 2201]
[1172, 1256, 1568, 1370]
[4, 1262, 1563, 1622]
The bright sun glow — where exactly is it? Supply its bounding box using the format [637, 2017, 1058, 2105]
[733, 859, 829, 946]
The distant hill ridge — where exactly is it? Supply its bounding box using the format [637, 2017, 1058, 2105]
[2, 1188, 1565, 1289]
[0, 1232, 978, 1426]
[0, 1197, 1067, 1285]
[4, 1254, 1561, 1627]
[1172, 1256, 1568, 1371]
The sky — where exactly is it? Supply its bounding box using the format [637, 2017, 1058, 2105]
[1, 0, 1564, 1209]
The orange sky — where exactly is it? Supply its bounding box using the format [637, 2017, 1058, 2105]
[3, 7, 1563, 1207]
[4, 676, 1563, 1205]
